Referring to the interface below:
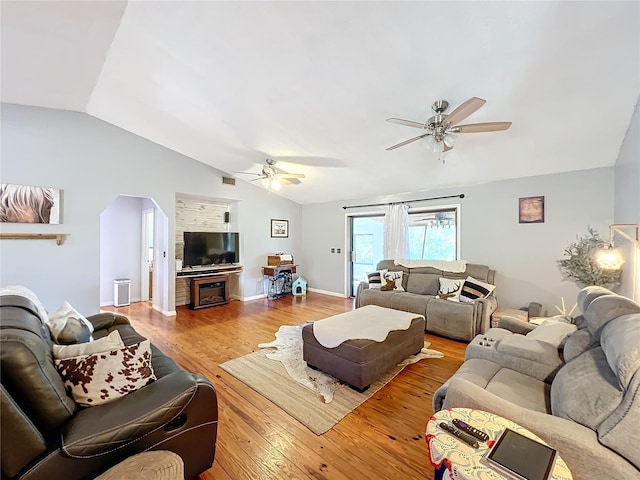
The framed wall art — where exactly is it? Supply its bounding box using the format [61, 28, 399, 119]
[519, 196, 544, 224]
[0, 183, 61, 224]
[270, 219, 289, 238]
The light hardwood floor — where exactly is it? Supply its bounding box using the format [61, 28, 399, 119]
[106, 293, 467, 480]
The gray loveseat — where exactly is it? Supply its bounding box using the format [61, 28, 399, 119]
[434, 286, 640, 479]
[355, 260, 497, 341]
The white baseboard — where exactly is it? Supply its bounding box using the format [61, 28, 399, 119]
[242, 293, 267, 302]
[308, 287, 347, 298]
[100, 297, 142, 307]
[152, 304, 176, 317]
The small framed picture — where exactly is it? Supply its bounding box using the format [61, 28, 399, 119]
[519, 196, 545, 224]
[270, 219, 289, 238]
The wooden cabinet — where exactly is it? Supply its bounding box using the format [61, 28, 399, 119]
[190, 274, 229, 309]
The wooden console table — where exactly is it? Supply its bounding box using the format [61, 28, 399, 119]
[263, 265, 297, 299]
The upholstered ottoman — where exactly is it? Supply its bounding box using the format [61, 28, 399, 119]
[302, 305, 425, 391]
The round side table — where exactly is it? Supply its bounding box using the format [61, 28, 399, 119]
[426, 408, 572, 480]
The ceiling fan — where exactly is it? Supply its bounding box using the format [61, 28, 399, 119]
[386, 97, 511, 159]
[234, 159, 305, 189]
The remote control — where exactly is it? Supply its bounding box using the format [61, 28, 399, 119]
[452, 418, 489, 442]
[438, 422, 479, 449]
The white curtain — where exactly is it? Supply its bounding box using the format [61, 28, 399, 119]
[383, 203, 409, 260]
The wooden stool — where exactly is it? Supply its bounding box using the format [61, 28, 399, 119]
[94, 451, 184, 480]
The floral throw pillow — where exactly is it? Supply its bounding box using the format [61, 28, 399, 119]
[55, 340, 156, 407]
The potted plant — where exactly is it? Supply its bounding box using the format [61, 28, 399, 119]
[557, 227, 622, 289]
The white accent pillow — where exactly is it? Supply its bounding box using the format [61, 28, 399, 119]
[47, 301, 94, 343]
[526, 322, 577, 346]
[55, 340, 156, 407]
[53, 330, 124, 360]
[459, 276, 496, 303]
[366, 269, 387, 289]
[383, 271, 405, 291]
[438, 278, 463, 300]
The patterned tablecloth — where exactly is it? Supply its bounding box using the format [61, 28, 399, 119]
[426, 408, 573, 480]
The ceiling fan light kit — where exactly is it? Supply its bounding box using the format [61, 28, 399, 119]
[234, 158, 305, 190]
[386, 97, 512, 164]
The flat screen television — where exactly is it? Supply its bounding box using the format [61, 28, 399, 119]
[183, 232, 240, 267]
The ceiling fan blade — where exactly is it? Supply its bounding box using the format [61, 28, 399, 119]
[386, 132, 431, 151]
[233, 171, 263, 176]
[444, 97, 486, 126]
[249, 177, 265, 182]
[386, 118, 426, 129]
[453, 122, 512, 133]
[273, 166, 305, 179]
[276, 173, 305, 179]
[444, 143, 453, 152]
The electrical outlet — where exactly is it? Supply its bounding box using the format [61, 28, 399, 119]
[337, 248, 341, 253]
[331, 248, 335, 253]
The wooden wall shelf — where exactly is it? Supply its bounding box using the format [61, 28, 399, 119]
[0, 233, 66, 245]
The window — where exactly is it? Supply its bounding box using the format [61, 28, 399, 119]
[408, 208, 458, 260]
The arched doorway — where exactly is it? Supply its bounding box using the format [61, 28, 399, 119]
[99, 195, 169, 313]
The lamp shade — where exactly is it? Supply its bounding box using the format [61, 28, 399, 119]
[424, 135, 437, 152]
[595, 246, 625, 270]
[443, 133, 456, 148]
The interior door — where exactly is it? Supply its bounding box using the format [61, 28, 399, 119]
[348, 214, 384, 297]
[141, 208, 154, 302]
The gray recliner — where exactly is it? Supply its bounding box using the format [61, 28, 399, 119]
[433, 287, 640, 479]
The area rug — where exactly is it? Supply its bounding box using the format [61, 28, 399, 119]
[219, 323, 443, 435]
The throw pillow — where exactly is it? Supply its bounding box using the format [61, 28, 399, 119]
[459, 276, 496, 303]
[366, 269, 387, 289]
[383, 271, 405, 292]
[53, 330, 124, 360]
[47, 301, 94, 344]
[438, 278, 463, 300]
[526, 322, 577, 347]
[55, 340, 156, 407]
[380, 278, 396, 291]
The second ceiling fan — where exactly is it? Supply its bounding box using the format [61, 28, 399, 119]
[235, 159, 305, 188]
[386, 97, 511, 153]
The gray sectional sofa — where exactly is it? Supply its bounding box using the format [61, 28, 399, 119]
[434, 286, 640, 479]
[355, 260, 497, 341]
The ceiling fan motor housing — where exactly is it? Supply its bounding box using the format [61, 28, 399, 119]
[431, 100, 449, 114]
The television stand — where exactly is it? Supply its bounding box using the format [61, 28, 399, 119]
[190, 274, 229, 309]
[177, 264, 243, 278]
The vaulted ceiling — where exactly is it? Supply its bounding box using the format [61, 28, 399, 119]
[2, 1, 638, 205]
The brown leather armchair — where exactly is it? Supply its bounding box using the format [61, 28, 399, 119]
[0, 295, 218, 480]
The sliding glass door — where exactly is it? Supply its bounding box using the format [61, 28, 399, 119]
[348, 215, 384, 296]
[348, 206, 459, 297]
